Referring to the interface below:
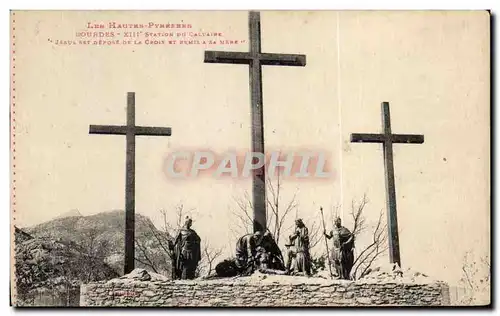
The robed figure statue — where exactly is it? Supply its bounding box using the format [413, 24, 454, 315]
[234, 231, 263, 275]
[171, 216, 201, 280]
[324, 217, 355, 279]
[285, 219, 312, 276]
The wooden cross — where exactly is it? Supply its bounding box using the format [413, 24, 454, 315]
[350, 101, 424, 267]
[89, 92, 172, 274]
[204, 11, 306, 232]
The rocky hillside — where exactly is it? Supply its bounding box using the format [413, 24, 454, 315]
[15, 210, 173, 302]
[25, 209, 156, 244]
[14, 226, 119, 305]
[22, 210, 173, 275]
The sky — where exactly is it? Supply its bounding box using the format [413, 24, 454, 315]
[12, 10, 490, 285]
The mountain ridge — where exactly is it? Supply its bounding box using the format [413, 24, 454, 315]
[22, 209, 172, 276]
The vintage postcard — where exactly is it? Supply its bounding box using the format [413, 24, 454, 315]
[10, 10, 490, 307]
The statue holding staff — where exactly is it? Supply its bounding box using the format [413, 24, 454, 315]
[324, 217, 355, 279]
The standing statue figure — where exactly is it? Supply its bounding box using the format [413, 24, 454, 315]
[171, 216, 201, 280]
[235, 231, 263, 275]
[285, 219, 311, 276]
[324, 217, 355, 280]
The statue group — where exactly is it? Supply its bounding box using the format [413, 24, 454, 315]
[169, 216, 355, 280]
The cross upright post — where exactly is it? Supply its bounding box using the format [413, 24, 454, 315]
[204, 11, 306, 233]
[89, 92, 172, 274]
[350, 102, 424, 267]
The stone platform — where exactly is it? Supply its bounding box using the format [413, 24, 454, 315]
[81, 270, 450, 307]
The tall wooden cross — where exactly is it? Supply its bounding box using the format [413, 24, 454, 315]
[89, 92, 172, 274]
[204, 11, 306, 232]
[350, 102, 424, 267]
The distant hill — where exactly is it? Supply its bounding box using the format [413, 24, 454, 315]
[20, 210, 173, 278]
[53, 209, 82, 219]
[26, 209, 150, 241]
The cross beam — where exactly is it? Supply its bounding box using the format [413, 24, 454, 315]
[204, 11, 306, 233]
[350, 102, 424, 267]
[89, 92, 172, 274]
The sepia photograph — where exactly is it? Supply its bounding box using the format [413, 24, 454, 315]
[9, 9, 491, 307]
